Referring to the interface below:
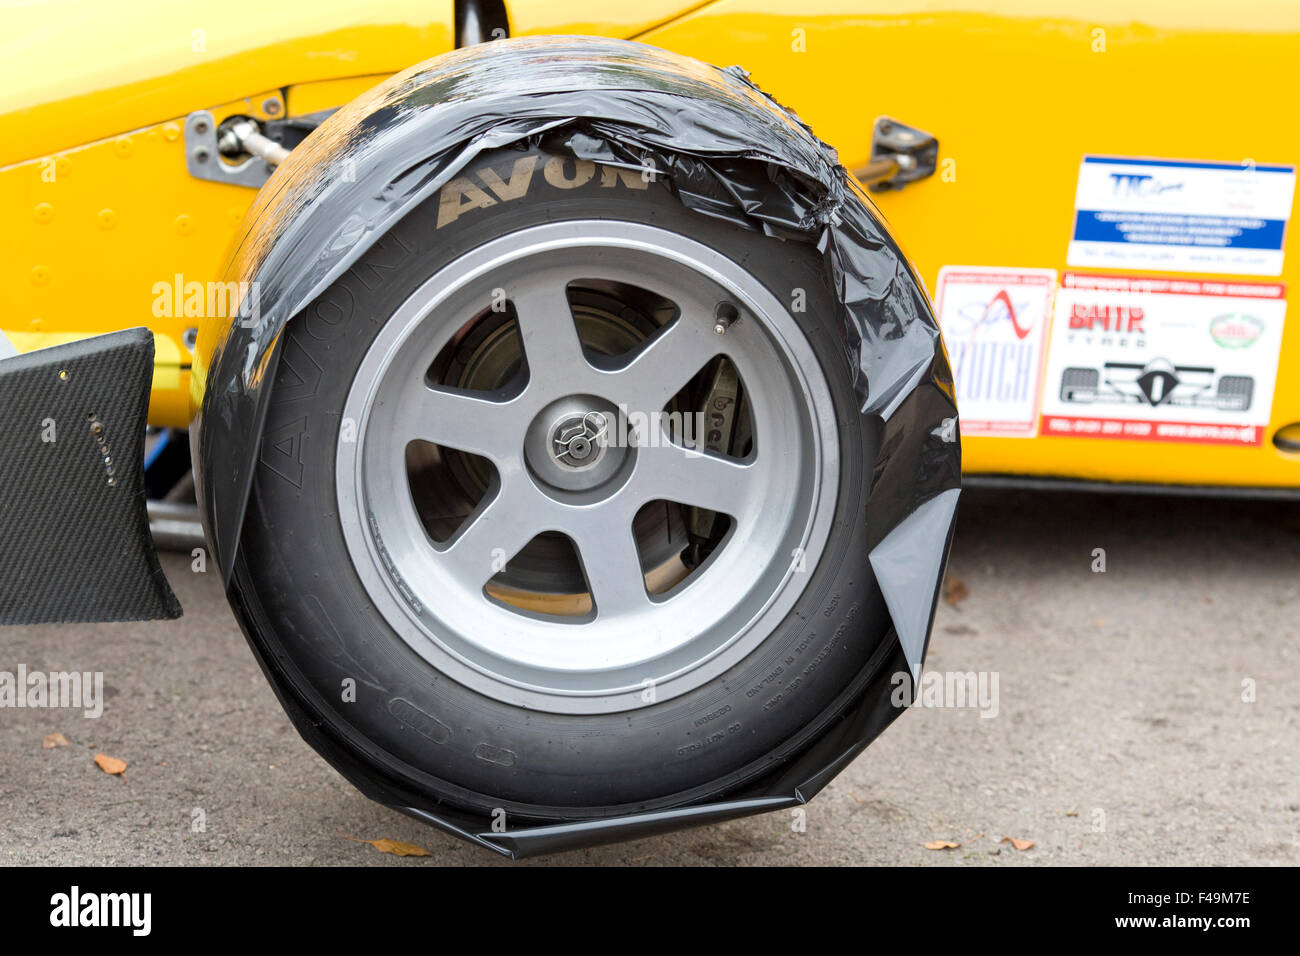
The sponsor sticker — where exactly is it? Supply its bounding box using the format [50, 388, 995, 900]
[1040, 272, 1287, 446]
[934, 266, 1056, 437]
[1068, 156, 1296, 276]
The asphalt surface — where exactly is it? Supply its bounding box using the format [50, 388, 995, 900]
[2, 488, 1297, 866]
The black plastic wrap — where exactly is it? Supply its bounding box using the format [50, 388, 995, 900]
[196, 36, 960, 856]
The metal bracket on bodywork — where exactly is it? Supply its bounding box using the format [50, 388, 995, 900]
[185, 110, 279, 188]
[854, 116, 939, 191]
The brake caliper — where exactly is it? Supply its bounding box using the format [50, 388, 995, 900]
[684, 359, 742, 567]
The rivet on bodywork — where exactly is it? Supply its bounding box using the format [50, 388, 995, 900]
[174, 214, 194, 236]
[98, 209, 117, 229]
[115, 137, 132, 157]
[30, 265, 50, 285]
[33, 203, 53, 224]
[262, 97, 282, 116]
[162, 122, 181, 142]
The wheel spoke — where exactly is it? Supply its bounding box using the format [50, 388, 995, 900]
[607, 317, 718, 413]
[569, 509, 652, 618]
[439, 477, 554, 591]
[390, 381, 522, 462]
[632, 439, 760, 517]
[512, 282, 590, 393]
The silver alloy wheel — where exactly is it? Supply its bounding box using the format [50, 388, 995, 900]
[336, 221, 838, 714]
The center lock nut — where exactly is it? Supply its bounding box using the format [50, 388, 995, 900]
[524, 394, 631, 493]
[552, 412, 606, 466]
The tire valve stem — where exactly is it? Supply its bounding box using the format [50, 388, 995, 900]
[713, 301, 739, 335]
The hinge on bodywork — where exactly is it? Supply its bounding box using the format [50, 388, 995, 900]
[854, 116, 939, 192]
[185, 108, 332, 189]
[185, 111, 279, 188]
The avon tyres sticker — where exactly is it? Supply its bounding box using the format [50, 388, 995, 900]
[1068, 156, 1296, 276]
[934, 267, 1056, 437]
[1040, 272, 1286, 446]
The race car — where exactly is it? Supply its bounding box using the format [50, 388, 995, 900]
[1, 1, 1294, 855]
[1061, 361, 1254, 411]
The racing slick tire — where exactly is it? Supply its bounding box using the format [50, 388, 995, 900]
[236, 142, 897, 820]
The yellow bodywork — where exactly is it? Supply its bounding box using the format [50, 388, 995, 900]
[3, 0, 1297, 489]
[0, 0, 690, 426]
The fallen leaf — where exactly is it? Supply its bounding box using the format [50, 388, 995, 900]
[42, 732, 69, 749]
[369, 839, 431, 857]
[942, 576, 969, 606]
[924, 840, 961, 850]
[339, 832, 431, 857]
[93, 753, 126, 775]
[1000, 836, 1034, 851]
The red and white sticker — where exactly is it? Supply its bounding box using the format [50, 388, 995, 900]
[1040, 273, 1287, 445]
[934, 267, 1056, 437]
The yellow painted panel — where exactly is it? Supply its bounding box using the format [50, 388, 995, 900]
[0, 93, 285, 428]
[286, 76, 390, 115]
[0, 0, 454, 165]
[508, 0, 717, 39]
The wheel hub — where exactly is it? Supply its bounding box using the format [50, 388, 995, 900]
[524, 395, 629, 493]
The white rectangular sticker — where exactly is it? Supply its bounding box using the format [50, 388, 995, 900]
[934, 266, 1056, 437]
[1068, 156, 1296, 276]
[1040, 273, 1287, 446]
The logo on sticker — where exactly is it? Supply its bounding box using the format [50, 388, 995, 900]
[1059, 359, 1252, 411]
[935, 267, 1056, 438]
[951, 289, 1036, 341]
[1209, 313, 1264, 349]
[1108, 173, 1184, 198]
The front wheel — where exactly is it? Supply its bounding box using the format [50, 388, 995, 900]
[239, 144, 893, 819]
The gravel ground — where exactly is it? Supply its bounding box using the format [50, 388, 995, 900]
[2, 487, 1297, 866]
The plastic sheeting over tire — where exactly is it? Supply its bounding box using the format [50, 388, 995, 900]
[196, 36, 961, 856]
